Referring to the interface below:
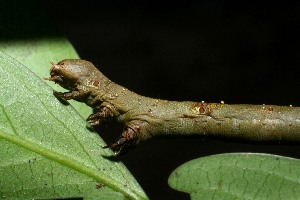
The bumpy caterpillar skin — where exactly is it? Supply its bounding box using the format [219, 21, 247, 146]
[45, 59, 300, 155]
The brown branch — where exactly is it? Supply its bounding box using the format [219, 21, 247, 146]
[44, 59, 300, 155]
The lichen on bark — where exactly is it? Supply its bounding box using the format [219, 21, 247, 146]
[44, 59, 300, 155]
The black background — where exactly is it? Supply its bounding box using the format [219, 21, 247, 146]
[40, 1, 300, 199]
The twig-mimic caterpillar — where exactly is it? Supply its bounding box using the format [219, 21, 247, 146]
[45, 59, 300, 155]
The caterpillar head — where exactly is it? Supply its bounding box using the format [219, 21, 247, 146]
[44, 59, 100, 90]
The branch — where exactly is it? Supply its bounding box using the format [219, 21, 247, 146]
[44, 59, 300, 155]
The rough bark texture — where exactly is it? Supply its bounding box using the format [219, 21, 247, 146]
[44, 59, 300, 155]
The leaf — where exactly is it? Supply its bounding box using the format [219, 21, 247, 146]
[0, 0, 91, 119]
[168, 153, 300, 200]
[0, 52, 148, 199]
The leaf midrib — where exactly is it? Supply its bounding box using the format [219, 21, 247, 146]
[0, 127, 141, 200]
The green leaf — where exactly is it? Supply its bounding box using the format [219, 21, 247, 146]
[0, 0, 91, 119]
[168, 153, 300, 200]
[0, 52, 148, 199]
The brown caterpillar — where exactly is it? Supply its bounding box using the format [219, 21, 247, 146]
[45, 59, 300, 155]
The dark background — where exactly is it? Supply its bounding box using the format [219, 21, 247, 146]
[40, 1, 300, 199]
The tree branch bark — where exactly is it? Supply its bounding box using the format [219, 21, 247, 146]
[44, 59, 300, 155]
